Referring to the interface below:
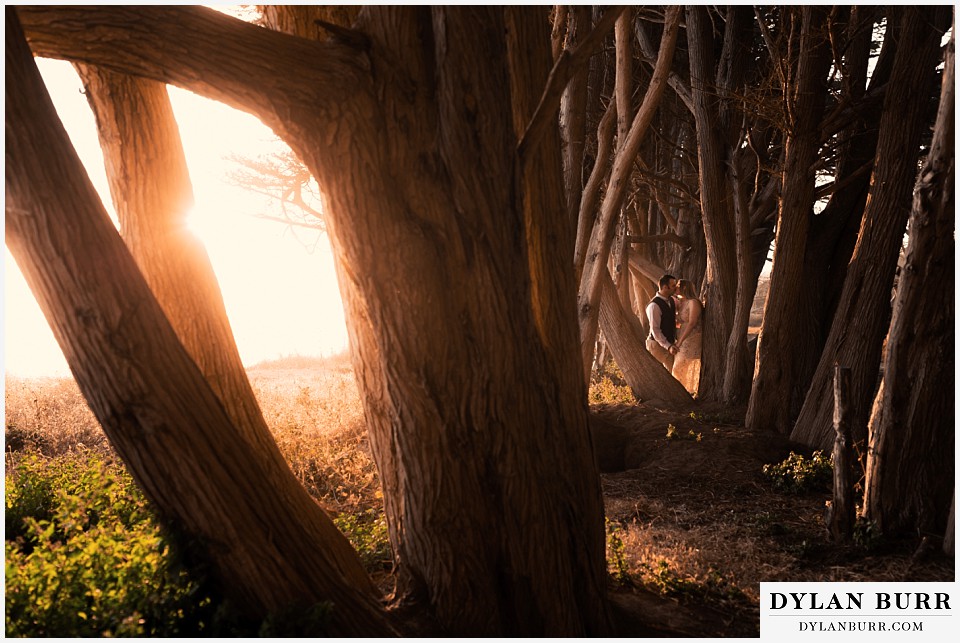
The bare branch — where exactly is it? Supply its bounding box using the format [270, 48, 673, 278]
[517, 6, 625, 161]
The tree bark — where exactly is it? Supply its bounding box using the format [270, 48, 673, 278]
[559, 6, 592, 232]
[598, 272, 693, 409]
[790, 6, 951, 450]
[746, 7, 834, 434]
[827, 366, 856, 542]
[16, 5, 616, 635]
[5, 11, 391, 633]
[862, 26, 954, 537]
[577, 6, 680, 381]
[73, 64, 285, 467]
[685, 5, 738, 402]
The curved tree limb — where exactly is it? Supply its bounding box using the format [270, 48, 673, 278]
[16, 5, 367, 126]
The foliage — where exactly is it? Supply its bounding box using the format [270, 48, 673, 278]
[665, 424, 702, 442]
[589, 360, 636, 405]
[333, 509, 393, 570]
[762, 450, 833, 494]
[4, 451, 209, 637]
[853, 518, 883, 551]
[605, 520, 631, 585]
[589, 377, 636, 405]
[637, 559, 746, 603]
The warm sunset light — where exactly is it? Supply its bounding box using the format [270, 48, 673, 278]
[4, 58, 349, 377]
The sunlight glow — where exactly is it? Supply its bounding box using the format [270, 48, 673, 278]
[4, 59, 349, 378]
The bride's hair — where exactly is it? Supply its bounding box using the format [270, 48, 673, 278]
[677, 279, 698, 300]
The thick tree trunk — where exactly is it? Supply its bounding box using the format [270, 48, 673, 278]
[559, 6, 591, 232]
[750, 8, 883, 435]
[685, 5, 738, 402]
[5, 13, 390, 633]
[746, 7, 833, 434]
[863, 29, 954, 536]
[73, 64, 286, 466]
[790, 7, 951, 450]
[598, 272, 693, 408]
[17, 5, 617, 635]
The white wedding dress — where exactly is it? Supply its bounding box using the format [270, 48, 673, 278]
[672, 299, 702, 395]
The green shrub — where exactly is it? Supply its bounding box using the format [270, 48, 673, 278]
[5, 451, 209, 637]
[762, 450, 833, 494]
[333, 509, 392, 571]
[605, 520, 631, 585]
[589, 377, 636, 405]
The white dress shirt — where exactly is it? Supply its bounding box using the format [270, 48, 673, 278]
[645, 295, 674, 350]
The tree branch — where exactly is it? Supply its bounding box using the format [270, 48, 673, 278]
[628, 233, 688, 247]
[517, 6, 624, 161]
[634, 17, 694, 113]
[16, 5, 367, 127]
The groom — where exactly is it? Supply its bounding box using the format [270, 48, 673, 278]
[645, 274, 679, 370]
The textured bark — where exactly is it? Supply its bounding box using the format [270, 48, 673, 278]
[576, 6, 680, 381]
[791, 6, 951, 450]
[5, 12, 390, 633]
[73, 65, 282, 464]
[827, 367, 856, 542]
[863, 28, 954, 536]
[746, 7, 834, 434]
[598, 272, 693, 409]
[685, 5, 738, 402]
[559, 6, 591, 231]
[16, 5, 616, 635]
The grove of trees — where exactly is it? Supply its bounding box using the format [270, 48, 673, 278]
[5, 5, 953, 636]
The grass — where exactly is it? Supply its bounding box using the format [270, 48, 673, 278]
[7, 352, 951, 637]
[4, 352, 388, 635]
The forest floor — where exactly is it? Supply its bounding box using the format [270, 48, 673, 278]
[6, 347, 953, 637]
[589, 400, 954, 637]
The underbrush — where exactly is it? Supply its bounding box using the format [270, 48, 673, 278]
[5, 356, 387, 636]
[4, 451, 209, 637]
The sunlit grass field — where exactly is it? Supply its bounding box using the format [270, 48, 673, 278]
[4, 352, 388, 636]
[9, 346, 918, 637]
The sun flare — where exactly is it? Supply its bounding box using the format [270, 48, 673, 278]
[4, 59, 348, 378]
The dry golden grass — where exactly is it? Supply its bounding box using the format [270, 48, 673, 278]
[5, 352, 382, 514]
[6, 353, 950, 638]
[5, 376, 109, 455]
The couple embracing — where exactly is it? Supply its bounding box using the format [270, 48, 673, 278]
[644, 274, 702, 395]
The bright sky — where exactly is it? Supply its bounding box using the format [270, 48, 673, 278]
[4, 58, 349, 377]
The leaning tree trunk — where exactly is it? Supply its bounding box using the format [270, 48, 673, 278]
[73, 64, 290, 466]
[18, 5, 620, 635]
[576, 7, 680, 381]
[5, 12, 390, 634]
[790, 6, 951, 450]
[598, 271, 693, 408]
[746, 7, 833, 435]
[685, 5, 738, 402]
[862, 27, 954, 536]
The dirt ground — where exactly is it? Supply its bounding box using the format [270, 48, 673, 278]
[589, 402, 954, 637]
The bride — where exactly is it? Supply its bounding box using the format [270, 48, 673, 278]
[672, 279, 703, 395]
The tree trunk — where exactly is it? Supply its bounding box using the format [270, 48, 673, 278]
[790, 6, 951, 450]
[559, 6, 591, 232]
[17, 5, 616, 635]
[746, 7, 833, 434]
[598, 272, 693, 409]
[5, 12, 390, 633]
[862, 27, 954, 536]
[576, 7, 680, 381]
[685, 5, 738, 402]
[73, 64, 287, 467]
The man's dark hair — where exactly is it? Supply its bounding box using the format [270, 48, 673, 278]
[659, 274, 677, 289]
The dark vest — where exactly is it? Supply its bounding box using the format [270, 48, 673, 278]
[649, 295, 676, 344]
